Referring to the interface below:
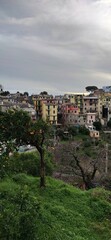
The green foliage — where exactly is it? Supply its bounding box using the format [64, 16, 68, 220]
[93, 121, 102, 131]
[85, 86, 98, 92]
[0, 110, 50, 186]
[68, 126, 78, 136]
[100, 176, 111, 190]
[0, 91, 10, 96]
[83, 139, 92, 148]
[40, 91, 48, 95]
[0, 110, 49, 147]
[56, 128, 65, 138]
[56, 129, 69, 141]
[55, 126, 90, 142]
[0, 110, 31, 145]
[0, 177, 40, 240]
[0, 176, 111, 240]
[0, 152, 54, 179]
[79, 126, 90, 135]
[23, 91, 29, 96]
[107, 118, 111, 129]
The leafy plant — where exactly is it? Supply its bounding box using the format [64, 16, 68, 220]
[0, 152, 54, 179]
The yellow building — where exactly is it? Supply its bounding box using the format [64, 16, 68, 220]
[64, 92, 88, 113]
[32, 94, 53, 120]
[42, 99, 58, 125]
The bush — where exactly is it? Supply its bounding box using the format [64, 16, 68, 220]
[100, 176, 111, 190]
[56, 129, 69, 140]
[0, 178, 40, 239]
[68, 126, 78, 136]
[79, 126, 89, 135]
[83, 140, 92, 147]
[107, 119, 111, 129]
[93, 121, 102, 131]
[0, 151, 54, 178]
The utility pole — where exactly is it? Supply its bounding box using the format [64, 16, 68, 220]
[105, 143, 108, 174]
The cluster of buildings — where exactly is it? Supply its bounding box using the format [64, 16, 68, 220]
[32, 87, 111, 128]
[0, 86, 111, 131]
[0, 91, 37, 121]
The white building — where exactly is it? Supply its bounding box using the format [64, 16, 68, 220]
[86, 112, 96, 125]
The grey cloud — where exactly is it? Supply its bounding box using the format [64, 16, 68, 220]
[0, 0, 35, 18]
[0, 0, 111, 94]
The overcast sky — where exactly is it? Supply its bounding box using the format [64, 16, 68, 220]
[0, 0, 111, 95]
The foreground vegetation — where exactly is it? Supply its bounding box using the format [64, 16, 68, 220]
[0, 110, 111, 239]
[1, 174, 111, 240]
[0, 151, 54, 179]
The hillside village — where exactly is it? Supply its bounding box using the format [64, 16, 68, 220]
[1, 85, 111, 134]
[1, 85, 111, 239]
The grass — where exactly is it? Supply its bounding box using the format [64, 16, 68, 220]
[1, 174, 111, 240]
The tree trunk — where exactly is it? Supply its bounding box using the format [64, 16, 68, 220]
[84, 177, 95, 190]
[39, 148, 45, 187]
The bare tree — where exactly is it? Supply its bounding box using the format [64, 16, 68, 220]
[54, 141, 106, 190]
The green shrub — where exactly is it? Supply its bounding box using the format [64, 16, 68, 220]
[0, 151, 54, 178]
[0, 176, 111, 240]
[107, 118, 111, 129]
[68, 126, 78, 136]
[83, 140, 92, 147]
[79, 126, 89, 135]
[0, 178, 40, 240]
[93, 121, 102, 131]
